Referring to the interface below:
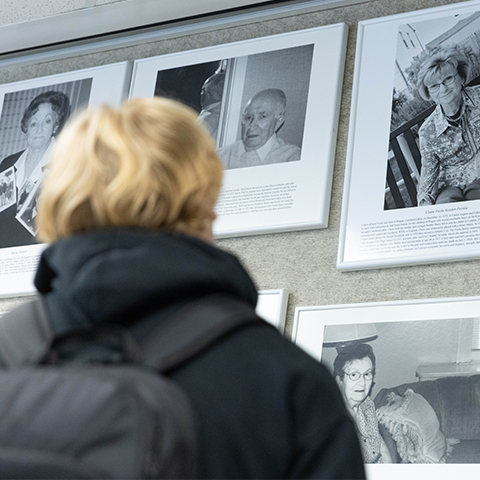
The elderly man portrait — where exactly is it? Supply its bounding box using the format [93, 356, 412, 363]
[217, 88, 301, 170]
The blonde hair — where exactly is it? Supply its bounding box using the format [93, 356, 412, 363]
[416, 48, 470, 101]
[36, 97, 223, 242]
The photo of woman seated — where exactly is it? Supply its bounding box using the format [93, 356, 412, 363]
[416, 47, 480, 206]
[333, 343, 393, 463]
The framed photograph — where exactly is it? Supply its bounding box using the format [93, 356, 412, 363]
[293, 296, 480, 477]
[0, 61, 132, 297]
[338, 0, 480, 271]
[129, 25, 348, 238]
[256, 288, 288, 333]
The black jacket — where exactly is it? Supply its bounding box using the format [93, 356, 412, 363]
[35, 229, 365, 479]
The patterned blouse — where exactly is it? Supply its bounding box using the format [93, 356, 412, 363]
[353, 396, 383, 463]
[417, 85, 480, 205]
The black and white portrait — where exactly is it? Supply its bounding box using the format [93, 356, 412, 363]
[154, 44, 313, 170]
[385, 11, 480, 210]
[321, 318, 480, 464]
[0, 78, 92, 247]
[133, 27, 346, 238]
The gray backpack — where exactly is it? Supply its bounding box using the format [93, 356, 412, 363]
[0, 294, 263, 479]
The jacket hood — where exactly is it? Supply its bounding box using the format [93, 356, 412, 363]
[35, 229, 258, 335]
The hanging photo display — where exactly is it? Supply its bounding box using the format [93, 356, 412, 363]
[293, 296, 480, 479]
[130, 24, 348, 238]
[338, 0, 480, 270]
[0, 62, 131, 296]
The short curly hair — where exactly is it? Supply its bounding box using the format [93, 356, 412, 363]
[20, 91, 71, 135]
[36, 97, 223, 242]
[416, 48, 471, 101]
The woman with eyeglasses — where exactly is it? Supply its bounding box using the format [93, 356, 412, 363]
[333, 343, 392, 463]
[416, 47, 480, 206]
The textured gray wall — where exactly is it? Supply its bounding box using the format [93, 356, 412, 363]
[0, 1, 121, 27]
[0, 0, 476, 338]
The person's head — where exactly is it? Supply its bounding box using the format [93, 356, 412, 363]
[21, 91, 71, 151]
[241, 89, 286, 152]
[333, 343, 376, 409]
[200, 73, 225, 110]
[36, 97, 223, 244]
[416, 48, 470, 112]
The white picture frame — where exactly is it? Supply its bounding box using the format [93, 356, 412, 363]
[338, 0, 480, 271]
[256, 288, 288, 333]
[293, 296, 480, 477]
[129, 24, 348, 238]
[0, 62, 132, 297]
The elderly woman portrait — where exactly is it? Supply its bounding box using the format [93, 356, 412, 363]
[0, 90, 71, 247]
[416, 47, 480, 206]
[334, 343, 392, 464]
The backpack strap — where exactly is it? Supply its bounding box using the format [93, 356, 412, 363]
[141, 293, 269, 373]
[0, 297, 53, 367]
[0, 293, 270, 371]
